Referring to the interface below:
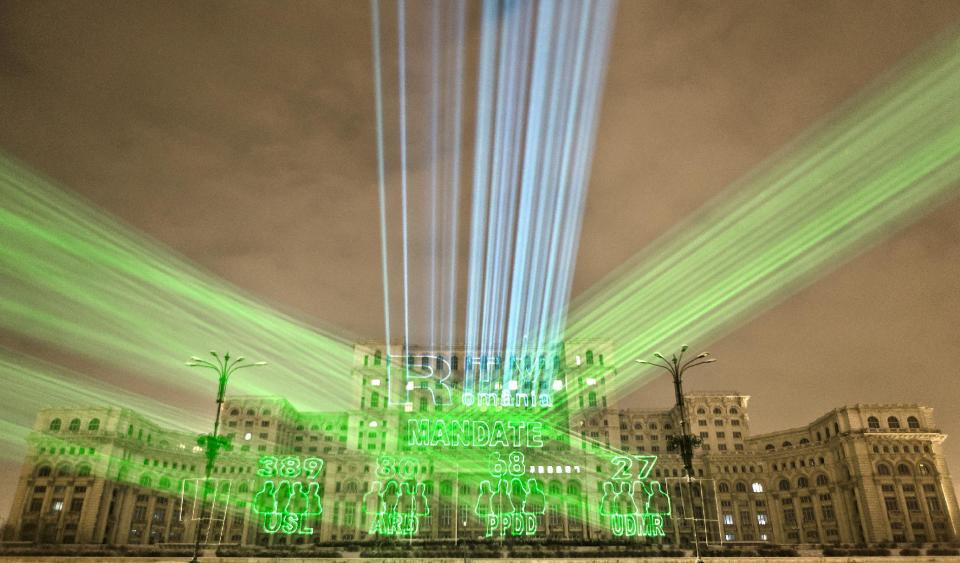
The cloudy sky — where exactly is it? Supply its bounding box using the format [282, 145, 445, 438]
[1, 0, 959, 514]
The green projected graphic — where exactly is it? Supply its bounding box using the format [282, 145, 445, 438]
[407, 418, 544, 449]
[363, 456, 430, 536]
[475, 451, 546, 537]
[599, 455, 669, 538]
[253, 456, 325, 534]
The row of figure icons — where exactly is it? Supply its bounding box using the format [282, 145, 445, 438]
[599, 480, 672, 537]
[475, 476, 547, 537]
[252, 480, 323, 534]
[363, 480, 430, 536]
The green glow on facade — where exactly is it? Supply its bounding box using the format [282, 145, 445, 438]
[407, 418, 544, 449]
[363, 456, 431, 536]
[598, 455, 670, 537]
[253, 456, 325, 534]
[475, 451, 546, 537]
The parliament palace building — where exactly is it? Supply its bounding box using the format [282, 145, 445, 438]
[4, 341, 959, 550]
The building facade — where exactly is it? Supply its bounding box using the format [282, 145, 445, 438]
[4, 342, 958, 549]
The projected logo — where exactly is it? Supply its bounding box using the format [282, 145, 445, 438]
[598, 455, 670, 537]
[363, 455, 430, 536]
[252, 456, 325, 535]
[385, 352, 559, 410]
[475, 451, 546, 537]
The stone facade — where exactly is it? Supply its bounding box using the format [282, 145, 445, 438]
[4, 343, 958, 548]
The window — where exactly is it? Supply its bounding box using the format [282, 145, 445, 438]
[765, 444, 775, 450]
[729, 407, 739, 415]
[802, 507, 815, 522]
[698, 420, 707, 427]
[37, 466, 52, 477]
[757, 513, 768, 525]
[49, 419, 61, 432]
[907, 416, 920, 429]
[822, 505, 835, 520]
[735, 482, 746, 492]
[897, 463, 911, 476]
[779, 479, 790, 491]
[884, 497, 899, 512]
[713, 407, 723, 415]
[723, 514, 734, 525]
[77, 465, 91, 477]
[782, 441, 792, 447]
[697, 407, 706, 415]
[887, 416, 900, 429]
[797, 476, 809, 488]
[877, 463, 892, 476]
[88, 418, 100, 431]
[927, 497, 942, 513]
[68, 418, 81, 432]
[905, 497, 920, 512]
[867, 416, 880, 429]
[718, 482, 730, 492]
[816, 474, 829, 486]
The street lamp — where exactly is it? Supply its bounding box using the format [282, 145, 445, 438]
[186, 351, 266, 563]
[637, 345, 715, 563]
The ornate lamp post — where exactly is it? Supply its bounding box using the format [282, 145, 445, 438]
[186, 352, 265, 563]
[637, 345, 715, 563]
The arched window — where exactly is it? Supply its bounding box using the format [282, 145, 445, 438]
[370, 391, 379, 408]
[440, 481, 452, 496]
[566, 481, 581, 496]
[649, 422, 658, 430]
[697, 407, 706, 415]
[907, 416, 920, 429]
[877, 463, 891, 475]
[717, 482, 730, 492]
[230, 408, 239, 415]
[797, 476, 809, 488]
[57, 464, 72, 477]
[778, 479, 790, 491]
[262, 409, 271, 416]
[345, 481, 358, 493]
[548, 481, 562, 495]
[735, 482, 747, 493]
[782, 441, 792, 447]
[918, 462, 932, 476]
[887, 416, 900, 429]
[816, 431, 822, 441]
[765, 444, 775, 450]
[816, 474, 829, 486]
[68, 419, 81, 432]
[48, 419, 61, 432]
[37, 466, 52, 477]
[868, 416, 880, 429]
[87, 418, 100, 431]
[77, 465, 92, 477]
[752, 482, 764, 493]
[588, 392, 597, 408]
[897, 463, 911, 476]
[713, 407, 723, 415]
[729, 407, 739, 415]
[799, 438, 810, 444]
[246, 409, 255, 416]
[139, 474, 152, 487]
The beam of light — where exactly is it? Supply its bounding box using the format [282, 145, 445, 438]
[0, 154, 356, 410]
[371, 0, 467, 405]
[461, 0, 616, 405]
[370, 0, 394, 403]
[566, 29, 960, 402]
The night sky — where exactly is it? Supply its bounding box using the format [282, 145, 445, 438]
[1, 0, 960, 516]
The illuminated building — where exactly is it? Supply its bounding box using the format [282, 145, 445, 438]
[3, 343, 958, 548]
